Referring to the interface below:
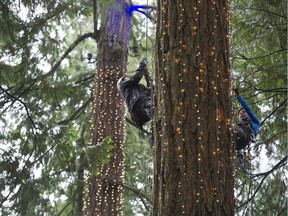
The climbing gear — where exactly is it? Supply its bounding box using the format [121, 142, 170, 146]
[237, 149, 252, 171]
[117, 76, 126, 90]
[237, 107, 244, 114]
[234, 119, 255, 170]
[234, 119, 254, 150]
[130, 98, 151, 127]
[249, 133, 256, 143]
[238, 152, 250, 170]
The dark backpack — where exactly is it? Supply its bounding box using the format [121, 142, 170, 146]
[234, 119, 254, 150]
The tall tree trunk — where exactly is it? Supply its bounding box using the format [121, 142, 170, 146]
[153, 0, 234, 215]
[84, 0, 131, 215]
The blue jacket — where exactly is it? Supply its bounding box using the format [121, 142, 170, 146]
[237, 96, 261, 136]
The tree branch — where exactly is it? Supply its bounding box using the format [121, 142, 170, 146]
[245, 7, 287, 19]
[93, 0, 98, 34]
[56, 202, 71, 216]
[129, 5, 157, 23]
[0, 85, 37, 129]
[256, 130, 286, 146]
[43, 32, 97, 79]
[251, 155, 287, 178]
[7, 32, 99, 103]
[237, 155, 287, 209]
[74, 74, 95, 86]
[106, 178, 152, 212]
[260, 99, 287, 126]
[235, 49, 286, 60]
[277, 206, 288, 215]
[58, 97, 93, 125]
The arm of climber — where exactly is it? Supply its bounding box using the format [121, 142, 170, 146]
[237, 95, 261, 135]
[120, 69, 144, 90]
[121, 59, 147, 89]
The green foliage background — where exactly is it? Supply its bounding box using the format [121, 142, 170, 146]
[231, 0, 287, 215]
[0, 0, 286, 215]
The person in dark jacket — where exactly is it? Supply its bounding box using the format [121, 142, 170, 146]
[117, 57, 152, 128]
[233, 87, 261, 150]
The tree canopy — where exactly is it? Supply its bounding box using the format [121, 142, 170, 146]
[0, 0, 286, 215]
[231, 0, 287, 215]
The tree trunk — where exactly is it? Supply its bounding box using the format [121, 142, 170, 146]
[153, 0, 234, 215]
[84, 0, 131, 215]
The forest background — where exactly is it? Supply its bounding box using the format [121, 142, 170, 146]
[0, 0, 286, 215]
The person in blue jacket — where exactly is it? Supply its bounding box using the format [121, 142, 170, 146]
[233, 87, 261, 150]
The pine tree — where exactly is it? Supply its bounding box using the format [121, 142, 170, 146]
[153, 1, 234, 215]
[83, 0, 131, 215]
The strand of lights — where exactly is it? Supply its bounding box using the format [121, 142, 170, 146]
[212, 0, 221, 208]
[177, 2, 187, 214]
[157, 0, 169, 213]
[157, 0, 232, 214]
[193, 0, 202, 205]
[83, 62, 126, 215]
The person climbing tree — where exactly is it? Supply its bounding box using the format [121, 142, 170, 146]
[117, 57, 152, 128]
[233, 87, 261, 151]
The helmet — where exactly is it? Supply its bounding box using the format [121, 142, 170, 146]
[117, 76, 126, 91]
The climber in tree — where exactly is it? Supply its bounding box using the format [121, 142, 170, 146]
[233, 87, 261, 150]
[117, 57, 152, 128]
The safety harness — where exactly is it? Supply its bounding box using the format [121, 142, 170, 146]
[236, 119, 255, 170]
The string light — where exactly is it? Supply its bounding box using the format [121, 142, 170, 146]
[83, 58, 127, 215]
[155, 0, 233, 214]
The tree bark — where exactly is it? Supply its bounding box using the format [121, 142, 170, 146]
[84, 0, 131, 215]
[153, 0, 234, 215]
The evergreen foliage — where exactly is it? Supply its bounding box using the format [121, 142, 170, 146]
[0, 0, 286, 215]
[231, 0, 287, 215]
[0, 0, 95, 214]
[1, 0, 153, 214]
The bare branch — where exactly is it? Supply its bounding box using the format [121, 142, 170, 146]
[245, 7, 287, 19]
[43, 32, 97, 79]
[93, 0, 98, 34]
[0, 85, 37, 129]
[74, 74, 95, 86]
[106, 178, 152, 212]
[256, 130, 286, 146]
[260, 99, 287, 126]
[237, 155, 287, 209]
[56, 202, 71, 216]
[129, 5, 157, 23]
[235, 49, 286, 60]
[277, 206, 288, 215]
[120, 182, 151, 211]
[251, 155, 287, 178]
[6, 32, 99, 103]
[58, 97, 93, 125]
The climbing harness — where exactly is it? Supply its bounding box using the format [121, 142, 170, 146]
[237, 146, 252, 171]
[231, 82, 255, 171]
[235, 124, 255, 171]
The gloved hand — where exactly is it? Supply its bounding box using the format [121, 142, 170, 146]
[233, 87, 239, 97]
[139, 57, 147, 67]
